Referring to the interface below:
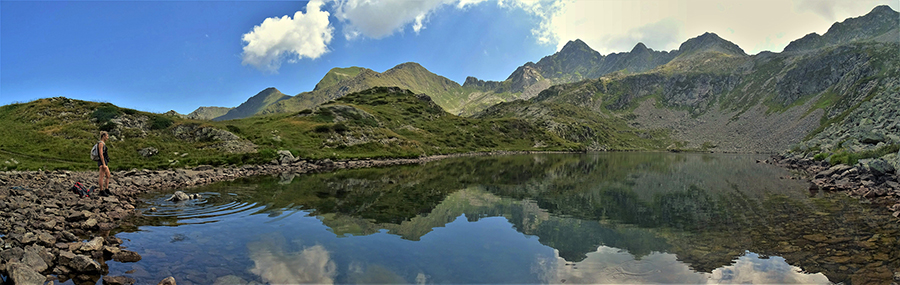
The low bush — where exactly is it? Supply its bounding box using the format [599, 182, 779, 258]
[150, 116, 174, 130]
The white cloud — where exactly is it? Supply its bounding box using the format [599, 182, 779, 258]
[241, 1, 333, 72]
[334, 0, 453, 39]
[510, 0, 899, 54]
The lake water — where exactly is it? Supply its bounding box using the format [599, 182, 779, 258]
[101, 153, 898, 284]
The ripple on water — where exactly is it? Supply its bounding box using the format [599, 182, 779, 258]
[138, 192, 261, 225]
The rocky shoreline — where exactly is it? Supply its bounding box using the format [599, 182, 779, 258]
[0, 151, 564, 285]
[766, 154, 900, 219]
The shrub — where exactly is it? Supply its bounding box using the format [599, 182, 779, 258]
[92, 105, 120, 124]
[99, 122, 117, 132]
[226, 125, 241, 134]
[314, 125, 332, 133]
[332, 123, 349, 133]
[122, 108, 138, 115]
[813, 153, 827, 161]
[150, 116, 174, 130]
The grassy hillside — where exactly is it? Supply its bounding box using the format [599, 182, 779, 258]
[314, 66, 365, 91]
[0, 98, 267, 171]
[2, 87, 674, 171]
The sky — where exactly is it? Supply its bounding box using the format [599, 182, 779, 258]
[1, 0, 896, 114]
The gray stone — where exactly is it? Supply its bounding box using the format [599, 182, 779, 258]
[277, 150, 295, 165]
[865, 159, 895, 176]
[8, 262, 47, 285]
[138, 147, 159, 158]
[22, 249, 48, 272]
[193, 165, 213, 171]
[80, 237, 104, 253]
[70, 254, 101, 272]
[1, 247, 26, 263]
[165, 191, 191, 202]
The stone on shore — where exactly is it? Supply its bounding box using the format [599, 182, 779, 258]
[112, 250, 142, 262]
[7, 262, 47, 285]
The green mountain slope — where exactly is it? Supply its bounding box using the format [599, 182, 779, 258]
[259, 63, 473, 117]
[214, 87, 290, 121]
[314, 66, 364, 91]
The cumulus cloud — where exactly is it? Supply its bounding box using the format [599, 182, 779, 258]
[241, 1, 333, 72]
[334, 0, 452, 39]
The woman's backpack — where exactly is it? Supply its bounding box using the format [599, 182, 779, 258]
[91, 143, 100, 161]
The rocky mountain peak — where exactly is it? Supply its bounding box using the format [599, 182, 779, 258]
[677, 32, 747, 57]
[784, 5, 899, 52]
[558, 39, 596, 57]
[630, 42, 650, 54]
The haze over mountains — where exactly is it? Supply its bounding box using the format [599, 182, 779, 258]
[182, 5, 897, 153]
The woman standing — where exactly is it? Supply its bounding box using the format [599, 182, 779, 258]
[97, 131, 111, 194]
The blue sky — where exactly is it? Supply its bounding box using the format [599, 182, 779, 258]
[1, 0, 896, 114]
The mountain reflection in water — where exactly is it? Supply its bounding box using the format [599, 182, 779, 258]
[110, 153, 898, 284]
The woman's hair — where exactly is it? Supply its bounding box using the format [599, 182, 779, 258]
[100, 131, 109, 140]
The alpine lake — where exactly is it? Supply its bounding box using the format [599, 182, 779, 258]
[96, 153, 898, 284]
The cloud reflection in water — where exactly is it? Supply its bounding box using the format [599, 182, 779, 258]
[247, 235, 337, 284]
[541, 246, 830, 284]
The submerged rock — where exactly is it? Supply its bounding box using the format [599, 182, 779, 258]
[103, 275, 137, 285]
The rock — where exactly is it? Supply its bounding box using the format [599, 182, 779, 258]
[112, 250, 142, 262]
[859, 132, 885, 144]
[1, 247, 26, 263]
[37, 231, 56, 246]
[165, 191, 191, 202]
[158, 276, 177, 285]
[138, 147, 159, 158]
[82, 218, 98, 229]
[863, 159, 895, 176]
[21, 232, 37, 244]
[214, 275, 247, 285]
[80, 237, 104, 252]
[802, 233, 828, 243]
[70, 254, 101, 273]
[193, 165, 213, 171]
[277, 150, 295, 165]
[22, 249, 49, 272]
[7, 262, 47, 285]
[103, 275, 137, 285]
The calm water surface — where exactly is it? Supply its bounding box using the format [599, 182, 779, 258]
[98, 153, 898, 284]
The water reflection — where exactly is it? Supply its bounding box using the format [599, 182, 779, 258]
[247, 235, 336, 284]
[543, 247, 829, 284]
[111, 153, 899, 284]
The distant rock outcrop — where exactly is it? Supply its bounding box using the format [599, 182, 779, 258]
[187, 106, 233, 120]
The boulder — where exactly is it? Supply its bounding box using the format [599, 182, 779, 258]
[157, 276, 177, 285]
[103, 275, 137, 285]
[277, 150, 295, 165]
[165, 191, 191, 202]
[22, 249, 49, 272]
[1, 247, 26, 263]
[70, 254, 101, 273]
[7, 262, 47, 285]
[138, 147, 159, 158]
[193, 165, 213, 171]
[862, 158, 895, 177]
[80, 237, 104, 253]
[112, 250, 142, 262]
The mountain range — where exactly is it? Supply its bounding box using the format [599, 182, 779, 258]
[179, 5, 897, 155]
